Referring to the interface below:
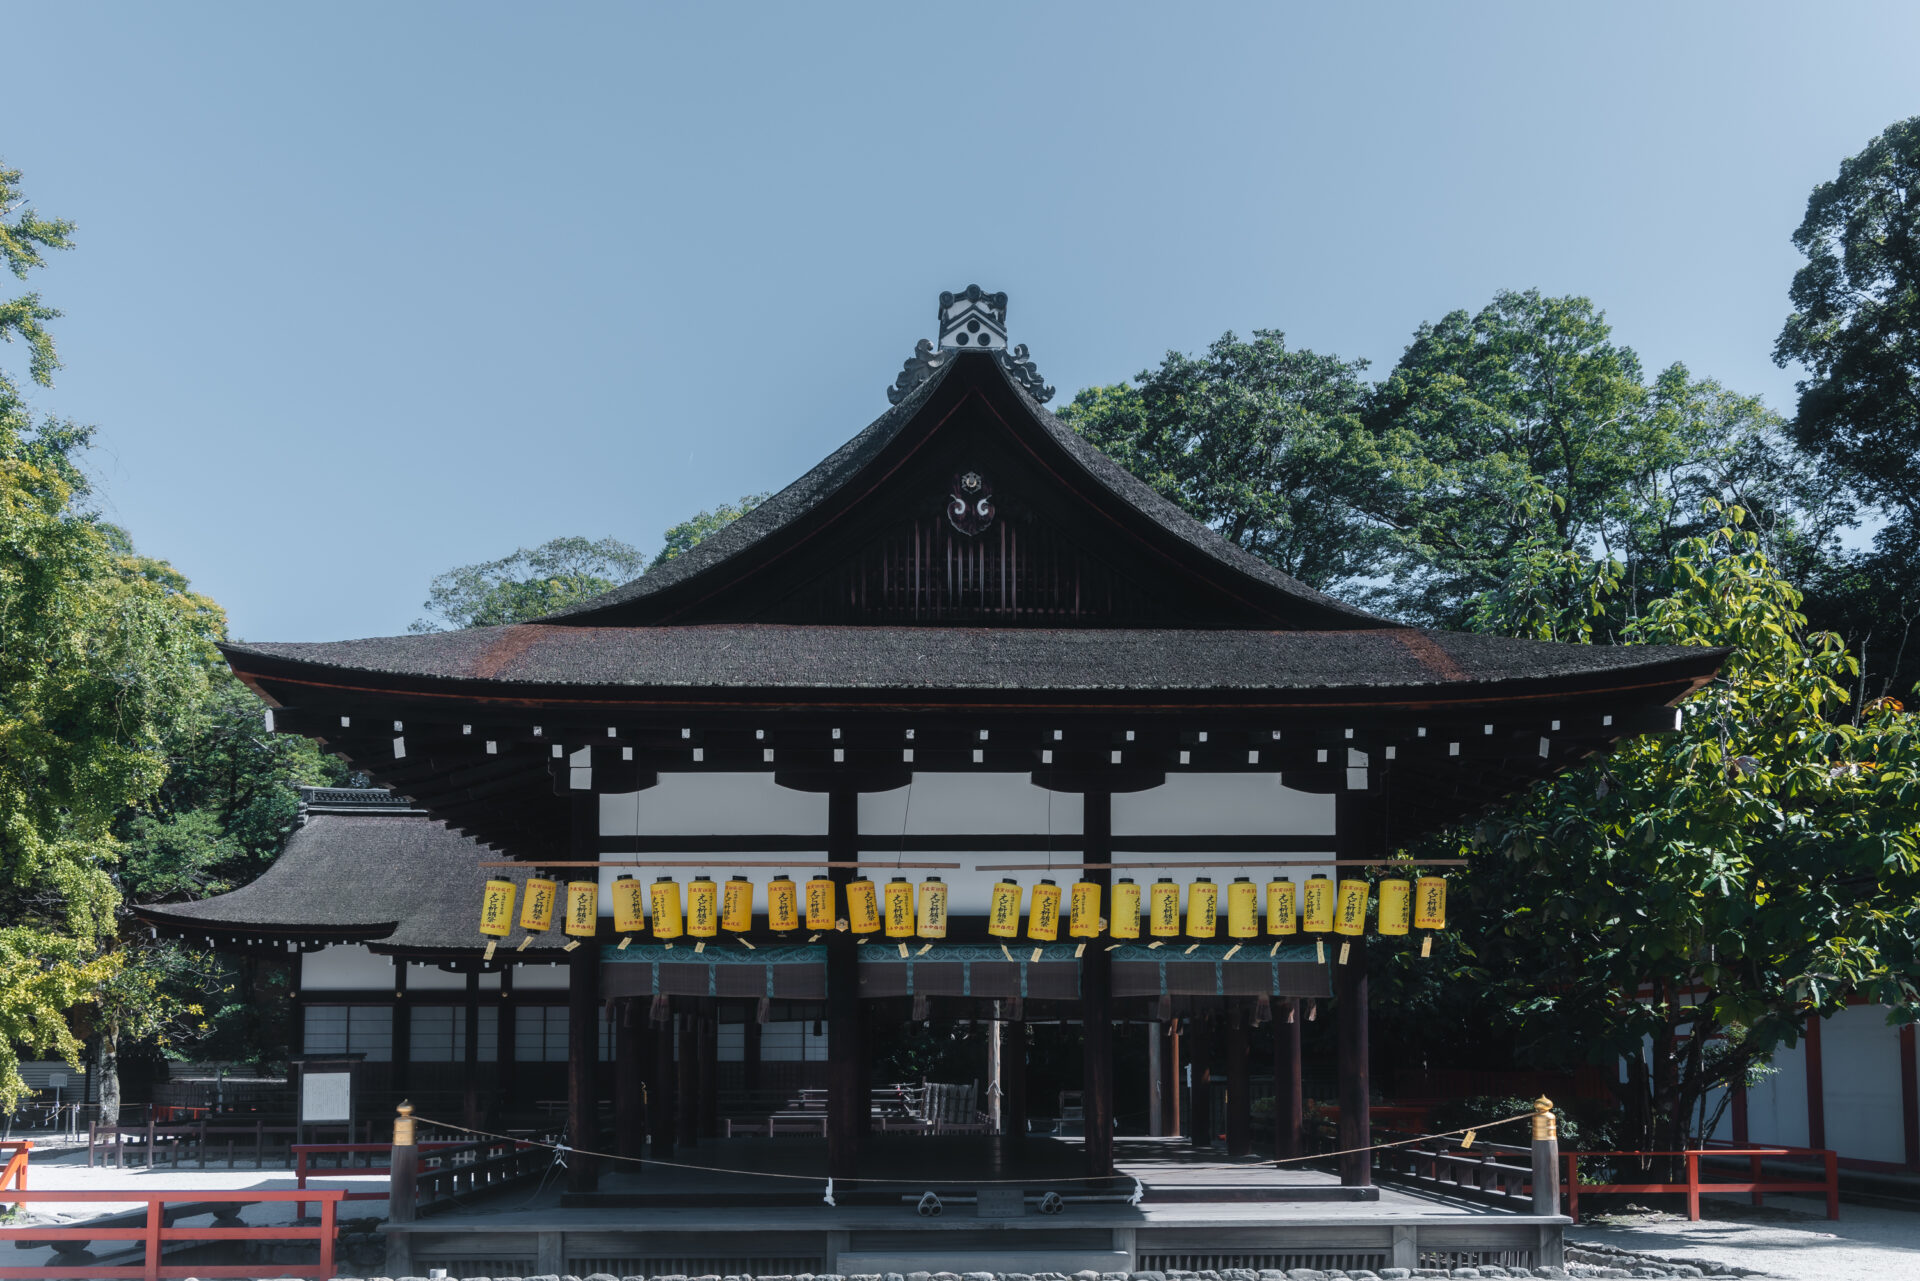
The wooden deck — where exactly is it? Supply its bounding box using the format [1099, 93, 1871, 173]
[382, 1136, 1566, 1277]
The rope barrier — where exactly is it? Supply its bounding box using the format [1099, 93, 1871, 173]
[411, 1110, 1537, 1188]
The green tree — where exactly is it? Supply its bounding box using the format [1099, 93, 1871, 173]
[86, 941, 229, 1126]
[1775, 116, 1920, 704]
[1, 160, 226, 1107]
[1437, 506, 1920, 1162]
[411, 535, 647, 630]
[1055, 332, 1377, 591]
[1360, 291, 1850, 632]
[650, 493, 768, 571]
[1775, 115, 1920, 531]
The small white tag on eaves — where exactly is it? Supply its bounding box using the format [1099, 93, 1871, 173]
[393, 736, 406, 759]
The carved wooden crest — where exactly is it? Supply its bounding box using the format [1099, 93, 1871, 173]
[948, 470, 995, 536]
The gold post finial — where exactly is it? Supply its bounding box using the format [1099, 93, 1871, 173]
[393, 1099, 416, 1147]
[1531, 1095, 1557, 1141]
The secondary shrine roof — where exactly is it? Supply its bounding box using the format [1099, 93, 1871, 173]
[138, 789, 564, 954]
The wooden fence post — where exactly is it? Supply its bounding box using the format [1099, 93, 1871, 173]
[387, 1102, 418, 1224]
[1530, 1096, 1560, 1218]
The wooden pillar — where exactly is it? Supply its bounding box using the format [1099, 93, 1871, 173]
[826, 789, 860, 1178]
[1274, 999, 1304, 1159]
[566, 791, 601, 1193]
[676, 1007, 699, 1148]
[1164, 1019, 1181, 1138]
[463, 971, 481, 1129]
[1335, 791, 1374, 1187]
[615, 999, 643, 1158]
[391, 959, 410, 1097]
[649, 1001, 675, 1159]
[1226, 1000, 1251, 1158]
[1002, 1014, 1029, 1144]
[698, 1001, 719, 1139]
[1187, 1013, 1212, 1148]
[498, 968, 516, 1107]
[1147, 1023, 1163, 1137]
[567, 941, 601, 1191]
[1805, 1012, 1826, 1152]
[1900, 1024, 1919, 1171]
[1082, 790, 1115, 1176]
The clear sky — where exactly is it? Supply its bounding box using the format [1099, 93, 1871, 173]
[6, 3, 1918, 641]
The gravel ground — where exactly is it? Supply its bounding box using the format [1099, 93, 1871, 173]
[1573, 1193, 1920, 1280]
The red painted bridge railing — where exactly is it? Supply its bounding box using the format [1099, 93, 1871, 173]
[1562, 1145, 1838, 1222]
[0, 1187, 342, 1280]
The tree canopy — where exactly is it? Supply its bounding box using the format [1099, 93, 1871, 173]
[411, 536, 647, 631]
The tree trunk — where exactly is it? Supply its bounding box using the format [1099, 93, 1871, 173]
[100, 1030, 121, 1129]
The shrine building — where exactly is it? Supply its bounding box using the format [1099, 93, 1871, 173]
[142, 287, 1723, 1275]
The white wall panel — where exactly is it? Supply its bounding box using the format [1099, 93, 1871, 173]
[1821, 1006, 1906, 1164]
[405, 962, 467, 991]
[861, 775, 1083, 835]
[300, 945, 395, 991]
[1744, 1037, 1809, 1150]
[600, 774, 827, 835]
[512, 964, 569, 990]
[1113, 775, 1333, 837]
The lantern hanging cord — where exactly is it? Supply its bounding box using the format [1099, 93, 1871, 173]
[405, 1110, 1539, 1183]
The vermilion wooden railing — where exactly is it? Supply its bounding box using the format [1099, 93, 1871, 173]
[0, 1142, 29, 1192]
[1562, 1146, 1838, 1222]
[0, 1187, 342, 1280]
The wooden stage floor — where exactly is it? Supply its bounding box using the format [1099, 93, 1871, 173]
[383, 1136, 1569, 1277]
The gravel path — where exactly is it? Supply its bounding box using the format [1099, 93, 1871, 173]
[1574, 1193, 1920, 1280]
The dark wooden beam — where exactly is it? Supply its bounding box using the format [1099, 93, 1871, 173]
[1081, 790, 1115, 1177]
[1188, 1012, 1212, 1149]
[1275, 998, 1304, 1160]
[649, 999, 675, 1161]
[1226, 1000, 1251, 1158]
[825, 789, 860, 1179]
[1335, 790, 1375, 1188]
[566, 792, 600, 1194]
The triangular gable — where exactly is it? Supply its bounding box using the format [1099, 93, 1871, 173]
[552, 351, 1391, 631]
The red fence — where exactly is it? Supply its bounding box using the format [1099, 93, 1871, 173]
[0, 1142, 28, 1192]
[0, 1187, 342, 1280]
[1563, 1146, 1839, 1222]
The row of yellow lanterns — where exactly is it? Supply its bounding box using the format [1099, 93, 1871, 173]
[479, 871, 1446, 944]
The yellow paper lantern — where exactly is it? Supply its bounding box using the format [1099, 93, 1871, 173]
[564, 880, 599, 938]
[650, 876, 684, 940]
[1226, 877, 1259, 939]
[1069, 880, 1102, 938]
[1378, 878, 1411, 935]
[1186, 877, 1218, 939]
[1302, 875, 1334, 934]
[1414, 875, 1447, 931]
[916, 876, 948, 939]
[1266, 878, 1298, 936]
[1334, 878, 1370, 937]
[479, 879, 516, 938]
[884, 877, 915, 938]
[520, 877, 557, 934]
[611, 874, 646, 934]
[688, 876, 719, 938]
[767, 874, 799, 932]
[722, 876, 754, 933]
[847, 878, 881, 934]
[1149, 878, 1182, 938]
[988, 880, 1022, 938]
[1110, 877, 1141, 940]
[806, 876, 837, 931]
[1028, 879, 1062, 942]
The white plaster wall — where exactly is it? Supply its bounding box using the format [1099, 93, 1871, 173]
[1743, 1037, 1810, 1150]
[405, 962, 468, 992]
[1820, 1005, 1906, 1164]
[587, 773, 1342, 916]
[600, 774, 827, 835]
[513, 965, 569, 990]
[300, 945, 396, 991]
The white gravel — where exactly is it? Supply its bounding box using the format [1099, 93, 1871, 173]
[1574, 1193, 1920, 1280]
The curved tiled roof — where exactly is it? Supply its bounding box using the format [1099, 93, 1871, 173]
[225, 623, 1720, 699]
[138, 811, 566, 953]
[544, 352, 1388, 629]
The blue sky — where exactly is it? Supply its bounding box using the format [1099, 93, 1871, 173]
[7, 3, 1918, 641]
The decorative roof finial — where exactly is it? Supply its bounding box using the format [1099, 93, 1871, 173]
[888, 286, 1054, 406]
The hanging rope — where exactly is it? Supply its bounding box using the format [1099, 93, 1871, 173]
[407, 1110, 1538, 1188]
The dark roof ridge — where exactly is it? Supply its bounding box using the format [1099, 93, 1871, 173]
[541, 350, 1389, 628]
